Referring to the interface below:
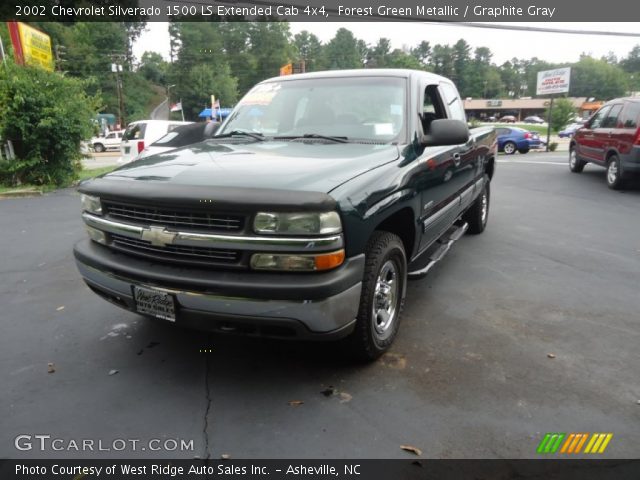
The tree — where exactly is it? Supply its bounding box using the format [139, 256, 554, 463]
[570, 56, 627, 99]
[293, 30, 324, 72]
[138, 51, 168, 85]
[410, 41, 432, 67]
[325, 28, 363, 69]
[545, 98, 577, 133]
[0, 63, 98, 186]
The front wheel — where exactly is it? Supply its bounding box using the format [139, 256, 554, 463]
[518, 148, 530, 154]
[463, 174, 490, 234]
[348, 231, 406, 361]
[93, 143, 105, 153]
[569, 148, 586, 173]
[503, 141, 516, 155]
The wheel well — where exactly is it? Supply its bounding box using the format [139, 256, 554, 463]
[374, 208, 415, 258]
[605, 150, 618, 162]
[485, 156, 495, 180]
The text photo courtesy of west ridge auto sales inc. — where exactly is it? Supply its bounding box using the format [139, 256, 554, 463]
[0, 1, 640, 479]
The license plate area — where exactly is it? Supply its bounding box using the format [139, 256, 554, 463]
[133, 285, 176, 322]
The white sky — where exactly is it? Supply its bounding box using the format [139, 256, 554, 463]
[133, 22, 640, 66]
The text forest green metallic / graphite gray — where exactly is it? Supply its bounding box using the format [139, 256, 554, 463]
[73, 69, 496, 358]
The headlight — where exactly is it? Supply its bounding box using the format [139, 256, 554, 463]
[250, 250, 345, 272]
[253, 211, 341, 235]
[80, 194, 102, 215]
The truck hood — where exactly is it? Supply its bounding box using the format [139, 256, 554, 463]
[102, 140, 399, 193]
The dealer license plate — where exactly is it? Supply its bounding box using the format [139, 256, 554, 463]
[133, 286, 176, 322]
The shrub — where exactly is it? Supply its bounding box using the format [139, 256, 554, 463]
[0, 62, 98, 186]
[549, 142, 559, 152]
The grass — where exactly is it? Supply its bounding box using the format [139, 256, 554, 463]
[77, 166, 117, 182]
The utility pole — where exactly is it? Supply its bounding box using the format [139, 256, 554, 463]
[111, 62, 125, 128]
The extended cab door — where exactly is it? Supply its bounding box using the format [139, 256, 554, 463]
[416, 83, 474, 250]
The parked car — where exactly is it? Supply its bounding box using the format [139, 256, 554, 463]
[119, 120, 192, 163]
[74, 69, 497, 361]
[570, 97, 640, 189]
[558, 123, 583, 138]
[498, 115, 517, 123]
[91, 130, 124, 152]
[137, 122, 220, 159]
[523, 116, 545, 124]
[496, 127, 542, 154]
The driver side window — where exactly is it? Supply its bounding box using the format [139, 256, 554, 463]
[421, 85, 446, 134]
[589, 106, 611, 129]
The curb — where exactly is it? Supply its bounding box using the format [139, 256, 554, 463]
[0, 188, 43, 199]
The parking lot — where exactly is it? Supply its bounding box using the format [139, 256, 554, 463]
[1, 152, 639, 459]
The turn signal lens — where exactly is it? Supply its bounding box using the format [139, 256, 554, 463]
[314, 250, 345, 271]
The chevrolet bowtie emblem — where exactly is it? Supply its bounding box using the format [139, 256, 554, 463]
[141, 226, 177, 247]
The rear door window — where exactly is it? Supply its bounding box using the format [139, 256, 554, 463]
[123, 123, 147, 140]
[620, 102, 640, 129]
[600, 104, 623, 128]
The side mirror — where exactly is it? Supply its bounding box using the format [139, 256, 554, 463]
[421, 119, 469, 146]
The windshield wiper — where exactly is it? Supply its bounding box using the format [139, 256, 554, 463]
[274, 133, 350, 143]
[214, 130, 265, 141]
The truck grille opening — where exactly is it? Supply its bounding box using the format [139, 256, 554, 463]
[110, 233, 241, 267]
[102, 201, 244, 233]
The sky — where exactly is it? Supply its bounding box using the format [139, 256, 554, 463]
[133, 22, 640, 66]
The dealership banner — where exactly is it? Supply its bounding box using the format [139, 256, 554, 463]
[2, 0, 640, 22]
[2, 459, 640, 480]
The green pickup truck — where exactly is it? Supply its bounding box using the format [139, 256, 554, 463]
[74, 69, 496, 360]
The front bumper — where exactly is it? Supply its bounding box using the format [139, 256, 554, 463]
[74, 240, 364, 340]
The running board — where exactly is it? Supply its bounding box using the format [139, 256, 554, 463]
[408, 222, 468, 279]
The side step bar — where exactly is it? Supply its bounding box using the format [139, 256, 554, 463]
[408, 222, 468, 279]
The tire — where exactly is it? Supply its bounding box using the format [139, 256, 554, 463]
[518, 148, 530, 154]
[93, 143, 105, 153]
[463, 174, 490, 235]
[503, 141, 516, 155]
[606, 155, 625, 190]
[347, 231, 406, 361]
[569, 148, 585, 173]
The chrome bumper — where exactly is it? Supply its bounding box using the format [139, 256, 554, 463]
[76, 259, 361, 339]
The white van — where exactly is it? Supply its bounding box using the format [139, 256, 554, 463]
[119, 120, 192, 163]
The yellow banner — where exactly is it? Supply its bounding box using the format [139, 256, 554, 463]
[17, 22, 54, 71]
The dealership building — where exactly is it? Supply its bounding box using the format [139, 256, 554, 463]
[463, 98, 603, 121]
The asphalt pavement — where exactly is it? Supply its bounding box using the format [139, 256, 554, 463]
[1, 152, 639, 459]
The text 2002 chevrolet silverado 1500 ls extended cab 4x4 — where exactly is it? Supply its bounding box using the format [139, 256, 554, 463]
[74, 69, 496, 360]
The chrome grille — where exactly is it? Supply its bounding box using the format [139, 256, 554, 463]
[103, 201, 244, 232]
[110, 233, 240, 266]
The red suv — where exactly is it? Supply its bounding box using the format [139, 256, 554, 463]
[569, 97, 640, 189]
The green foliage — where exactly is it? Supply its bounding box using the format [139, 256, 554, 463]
[549, 142, 558, 152]
[0, 63, 97, 186]
[545, 98, 577, 133]
[570, 56, 628, 99]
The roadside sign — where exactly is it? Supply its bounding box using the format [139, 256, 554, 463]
[536, 67, 571, 96]
[7, 21, 54, 71]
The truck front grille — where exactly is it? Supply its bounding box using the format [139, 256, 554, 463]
[110, 233, 241, 267]
[103, 201, 244, 233]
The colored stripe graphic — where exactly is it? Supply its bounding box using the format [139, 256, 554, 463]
[537, 433, 565, 453]
[584, 433, 613, 454]
[539, 433, 612, 454]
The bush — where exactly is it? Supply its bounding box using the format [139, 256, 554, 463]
[549, 142, 559, 152]
[0, 62, 98, 186]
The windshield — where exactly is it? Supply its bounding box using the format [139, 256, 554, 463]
[218, 76, 407, 142]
